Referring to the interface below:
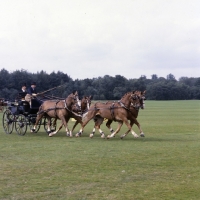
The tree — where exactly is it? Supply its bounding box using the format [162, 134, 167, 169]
[167, 73, 176, 81]
[151, 74, 158, 80]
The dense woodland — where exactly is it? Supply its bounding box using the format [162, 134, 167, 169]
[0, 68, 200, 100]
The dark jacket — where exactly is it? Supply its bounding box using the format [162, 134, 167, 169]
[27, 87, 37, 95]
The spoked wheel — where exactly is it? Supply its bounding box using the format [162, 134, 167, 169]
[44, 117, 57, 134]
[15, 114, 27, 136]
[28, 118, 41, 133]
[2, 109, 14, 134]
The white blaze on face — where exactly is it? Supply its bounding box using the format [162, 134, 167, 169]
[76, 96, 81, 107]
[87, 101, 90, 110]
[78, 100, 81, 107]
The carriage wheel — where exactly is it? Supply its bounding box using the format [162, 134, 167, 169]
[2, 109, 14, 134]
[28, 118, 41, 133]
[44, 117, 57, 134]
[15, 114, 27, 136]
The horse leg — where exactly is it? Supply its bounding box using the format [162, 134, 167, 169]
[106, 119, 115, 134]
[46, 116, 53, 135]
[64, 118, 72, 137]
[121, 119, 139, 139]
[71, 120, 79, 133]
[51, 118, 57, 131]
[107, 121, 123, 139]
[75, 118, 91, 137]
[133, 118, 145, 137]
[49, 122, 63, 137]
[76, 109, 102, 137]
[49, 117, 71, 137]
[90, 116, 105, 138]
[32, 113, 44, 132]
[120, 118, 144, 139]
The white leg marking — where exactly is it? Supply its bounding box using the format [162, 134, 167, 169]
[131, 130, 139, 138]
[69, 131, 73, 137]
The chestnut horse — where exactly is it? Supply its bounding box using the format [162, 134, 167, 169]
[90, 91, 146, 139]
[32, 92, 80, 137]
[50, 95, 92, 136]
[75, 91, 140, 138]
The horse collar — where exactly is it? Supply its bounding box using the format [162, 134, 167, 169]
[118, 101, 130, 111]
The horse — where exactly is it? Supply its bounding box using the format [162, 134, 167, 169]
[75, 91, 141, 138]
[89, 91, 146, 139]
[32, 91, 80, 137]
[70, 95, 92, 133]
[49, 95, 92, 136]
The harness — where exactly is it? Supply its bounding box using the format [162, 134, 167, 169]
[118, 101, 132, 111]
[89, 94, 144, 120]
[37, 97, 82, 117]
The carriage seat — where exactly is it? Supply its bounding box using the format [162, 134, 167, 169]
[20, 100, 30, 112]
[30, 99, 42, 109]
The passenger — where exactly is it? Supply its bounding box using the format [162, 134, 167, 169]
[25, 82, 38, 106]
[20, 83, 27, 101]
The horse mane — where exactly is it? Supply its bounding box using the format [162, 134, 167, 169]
[120, 91, 134, 100]
[67, 93, 74, 97]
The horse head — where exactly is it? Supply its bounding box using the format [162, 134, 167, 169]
[66, 91, 80, 109]
[119, 91, 136, 108]
[78, 95, 91, 113]
[131, 90, 146, 110]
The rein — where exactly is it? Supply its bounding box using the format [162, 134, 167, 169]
[37, 96, 80, 116]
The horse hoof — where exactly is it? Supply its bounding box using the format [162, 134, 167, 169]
[120, 136, 124, 139]
[31, 129, 35, 133]
[47, 130, 52, 135]
[140, 134, 145, 137]
[66, 133, 70, 137]
[101, 134, 105, 139]
[90, 134, 94, 138]
[49, 133, 53, 137]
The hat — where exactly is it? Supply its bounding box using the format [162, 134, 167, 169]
[31, 81, 36, 85]
[22, 83, 26, 87]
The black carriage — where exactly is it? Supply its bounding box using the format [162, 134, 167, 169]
[2, 98, 56, 136]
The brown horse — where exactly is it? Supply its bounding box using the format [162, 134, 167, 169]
[32, 92, 80, 136]
[90, 91, 146, 139]
[70, 95, 92, 133]
[75, 91, 140, 138]
[50, 95, 92, 136]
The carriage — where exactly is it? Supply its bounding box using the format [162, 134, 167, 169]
[2, 97, 56, 136]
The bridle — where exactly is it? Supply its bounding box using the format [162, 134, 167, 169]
[80, 97, 91, 114]
[131, 94, 145, 110]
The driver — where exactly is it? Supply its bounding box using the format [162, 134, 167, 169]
[25, 82, 38, 105]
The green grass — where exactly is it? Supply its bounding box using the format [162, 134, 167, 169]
[0, 100, 200, 200]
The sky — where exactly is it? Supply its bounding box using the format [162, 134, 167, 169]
[0, 0, 200, 80]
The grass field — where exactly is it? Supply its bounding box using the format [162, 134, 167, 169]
[0, 100, 200, 200]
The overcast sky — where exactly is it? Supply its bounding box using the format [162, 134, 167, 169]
[0, 0, 200, 80]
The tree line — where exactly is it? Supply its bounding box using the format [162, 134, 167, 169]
[0, 68, 200, 100]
